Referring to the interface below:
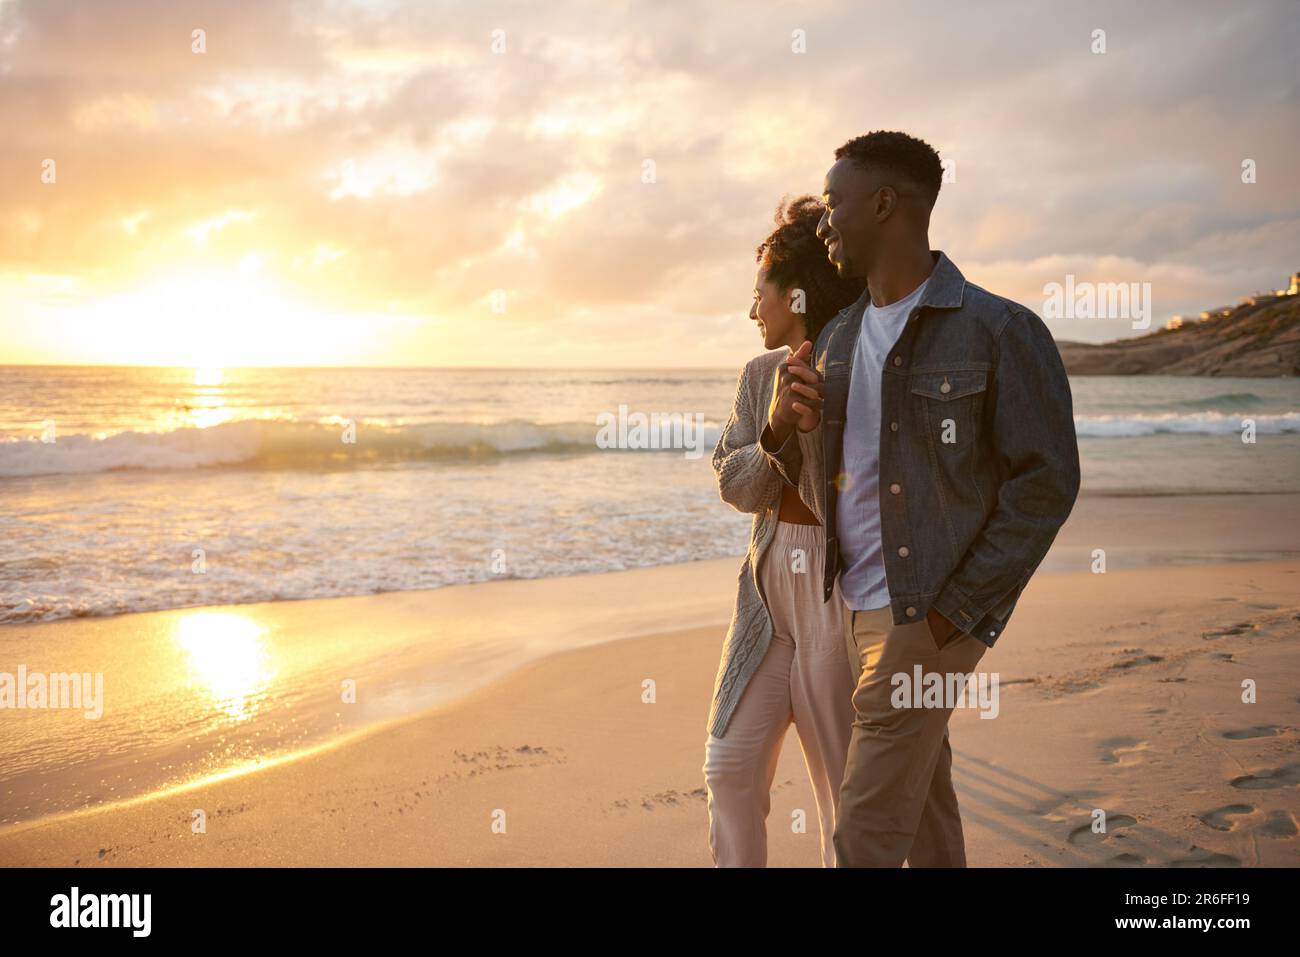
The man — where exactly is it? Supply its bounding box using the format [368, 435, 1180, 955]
[760, 131, 1080, 867]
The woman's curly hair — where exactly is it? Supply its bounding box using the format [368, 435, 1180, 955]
[756, 195, 866, 344]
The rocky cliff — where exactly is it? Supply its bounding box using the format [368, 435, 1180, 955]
[1057, 294, 1300, 376]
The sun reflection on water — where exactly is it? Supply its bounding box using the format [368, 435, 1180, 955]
[182, 366, 234, 429]
[174, 612, 274, 721]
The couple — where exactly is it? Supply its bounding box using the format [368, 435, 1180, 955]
[703, 130, 1081, 867]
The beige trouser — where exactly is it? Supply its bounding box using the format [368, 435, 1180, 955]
[834, 606, 988, 867]
[703, 521, 855, 867]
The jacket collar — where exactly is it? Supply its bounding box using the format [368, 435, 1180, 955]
[820, 250, 966, 371]
[838, 249, 965, 325]
[918, 250, 965, 311]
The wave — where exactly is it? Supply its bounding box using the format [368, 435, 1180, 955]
[0, 418, 725, 477]
[585, 375, 735, 386]
[4, 409, 1294, 477]
[1175, 392, 1266, 409]
[1075, 411, 1300, 437]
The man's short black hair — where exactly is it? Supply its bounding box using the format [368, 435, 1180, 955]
[834, 131, 943, 208]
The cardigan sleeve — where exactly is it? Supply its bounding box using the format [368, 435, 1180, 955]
[757, 367, 825, 524]
[711, 361, 781, 515]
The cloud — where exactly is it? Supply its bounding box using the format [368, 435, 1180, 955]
[0, 0, 1297, 366]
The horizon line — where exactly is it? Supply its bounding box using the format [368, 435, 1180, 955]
[0, 362, 744, 372]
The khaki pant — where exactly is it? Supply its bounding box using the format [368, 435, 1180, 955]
[835, 606, 988, 867]
[703, 522, 855, 867]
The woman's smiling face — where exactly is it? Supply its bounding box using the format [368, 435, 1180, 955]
[750, 265, 805, 352]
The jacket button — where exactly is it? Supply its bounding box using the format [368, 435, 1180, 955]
[989, 630, 996, 638]
[889, 422, 899, 432]
[898, 546, 910, 558]
[889, 483, 901, 494]
[905, 606, 917, 617]
[940, 378, 952, 394]
[892, 356, 903, 367]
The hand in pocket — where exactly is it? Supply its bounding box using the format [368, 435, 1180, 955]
[926, 607, 960, 650]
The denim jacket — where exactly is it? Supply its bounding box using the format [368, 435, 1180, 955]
[760, 251, 1080, 648]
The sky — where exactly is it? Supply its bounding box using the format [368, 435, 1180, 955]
[1, 0, 1297, 368]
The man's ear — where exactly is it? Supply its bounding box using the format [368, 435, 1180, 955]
[874, 185, 897, 221]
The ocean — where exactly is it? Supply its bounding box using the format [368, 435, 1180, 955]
[2, 364, 1298, 625]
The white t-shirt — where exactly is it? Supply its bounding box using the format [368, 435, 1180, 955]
[835, 275, 930, 610]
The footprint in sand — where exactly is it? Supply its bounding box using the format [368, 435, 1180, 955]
[1098, 737, 1150, 766]
[1201, 623, 1255, 640]
[1111, 852, 1146, 866]
[1168, 846, 1242, 867]
[638, 787, 708, 811]
[1197, 804, 1298, 839]
[1221, 725, 1282, 740]
[1229, 762, 1300, 790]
[1068, 814, 1137, 845]
[1198, 804, 1254, 832]
[452, 744, 561, 778]
[1031, 791, 1101, 820]
[1258, 810, 1299, 838]
[1111, 653, 1164, 669]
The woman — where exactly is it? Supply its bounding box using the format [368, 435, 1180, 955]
[704, 196, 867, 867]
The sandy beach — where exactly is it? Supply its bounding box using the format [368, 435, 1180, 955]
[4, 0, 1300, 893]
[1, 493, 1298, 867]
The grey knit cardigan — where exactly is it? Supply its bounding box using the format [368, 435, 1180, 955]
[707, 349, 825, 738]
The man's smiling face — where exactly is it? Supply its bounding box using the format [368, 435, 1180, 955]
[817, 157, 877, 281]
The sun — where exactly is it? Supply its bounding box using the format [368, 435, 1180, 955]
[52, 264, 399, 367]
[86, 268, 325, 367]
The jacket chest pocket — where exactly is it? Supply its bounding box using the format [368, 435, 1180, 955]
[909, 370, 988, 452]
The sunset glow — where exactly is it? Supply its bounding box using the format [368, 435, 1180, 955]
[0, 0, 1296, 368]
